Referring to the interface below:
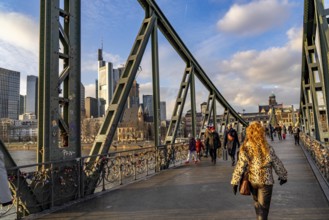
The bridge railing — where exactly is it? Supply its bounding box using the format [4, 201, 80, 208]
[300, 133, 329, 183]
[3, 143, 188, 219]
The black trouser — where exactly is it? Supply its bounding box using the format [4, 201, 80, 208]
[209, 148, 217, 162]
[278, 132, 282, 140]
[294, 135, 299, 145]
[205, 145, 209, 156]
[251, 183, 273, 220]
[228, 144, 236, 163]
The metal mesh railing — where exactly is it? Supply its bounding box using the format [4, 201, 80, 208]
[2, 143, 188, 219]
[300, 133, 329, 182]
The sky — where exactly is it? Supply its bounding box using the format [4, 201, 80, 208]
[1, 0, 329, 117]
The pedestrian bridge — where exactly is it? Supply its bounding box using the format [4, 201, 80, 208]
[2, 0, 329, 219]
[15, 136, 328, 220]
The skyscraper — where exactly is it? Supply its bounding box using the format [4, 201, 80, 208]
[85, 97, 98, 118]
[26, 75, 38, 117]
[20, 95, 26, 115]
[113, 66, 124, 92]
[127, 80, 140, 109]
[97, 48, 113, 116]
[143, 95, 153, 117]
[160, 101, 166, 121]
[0, 67, 20, 119]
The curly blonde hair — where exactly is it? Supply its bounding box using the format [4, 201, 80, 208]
[240, 122, 269, 165]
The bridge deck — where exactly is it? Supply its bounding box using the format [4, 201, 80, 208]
[33, 136, 329, 220]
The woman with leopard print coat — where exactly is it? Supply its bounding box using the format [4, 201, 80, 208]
[231, 122, 287, 220]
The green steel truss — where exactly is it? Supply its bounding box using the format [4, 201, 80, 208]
[87, 14, 157, 164]
[301, 0, 329, 142]
[1, 0, 249, 214]
[38, 0, 81, 163]
[165, 66, 193, 144]
[198, 93, 215, 139]
[88, 0, 247, 159]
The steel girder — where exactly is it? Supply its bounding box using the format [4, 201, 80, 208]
[165, 66, 193, 144]
[198, 93, 215, 139]
[87, 15, 157, 163]
[84, 0, 247, 165]
[38, 0, 81, 163]
[138, 0, 247, 129]
[151, 17, 161, 147]
[301, 0, 329, 142]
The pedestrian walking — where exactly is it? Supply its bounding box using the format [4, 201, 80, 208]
[276, 124, 282, 140]
[293, 125, 300, 145]
[269, 124, 274, 141]
[0, 150, 12, 207]
[231, 122, 288, 220]
[205, 126, 221, 165]
[185, 134, 198, 164]
[288, 125, 293, 135]
[203, 125, 211, 157]
[195, 135, 205, 161]
[224, 124, 240, 166]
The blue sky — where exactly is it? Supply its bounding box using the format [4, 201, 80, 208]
[1, 0, 328, 115]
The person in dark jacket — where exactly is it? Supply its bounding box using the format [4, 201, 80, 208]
[185, 134, 198, 164]
[224, 124, 240, 166]
[293, 125, 300, 145]
[205, 126, 221, 164]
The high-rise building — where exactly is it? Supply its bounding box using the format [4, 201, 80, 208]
[0, 67, 20, 119]
[26, 75, 38, 117]
[97, 48, 113, 116]
[113, 66, 124, 92]
[143, 95, 153, 117]
[127, 80, 140, 108]
[160, 101, 166, 121]
[95, 79, 98, 99]
[85, 97, 98, 118]
[20, 95, 26, 115]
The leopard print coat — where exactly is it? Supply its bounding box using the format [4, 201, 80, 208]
[231, 143, 287, 185]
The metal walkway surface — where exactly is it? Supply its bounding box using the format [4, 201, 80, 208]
[31, 136, 329, 220]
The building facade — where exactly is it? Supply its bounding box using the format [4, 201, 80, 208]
[117, 105, 153, 142]
[127, 80, 140, 109]
[143, 95, 153, 117]
[85, 97, 98, 118]
[160, 101, 166, 121]
[26, 75, 38, 117]
[0, 67, 20, 119]
[20, 95, 26, 115]
[98, 48, 113, 116]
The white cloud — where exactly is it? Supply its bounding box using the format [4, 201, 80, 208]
[0, 10, 39, 55]
[213, 27, 302, 112]
[0, 8, 39, 95]
[217, 0, 291, 36]
[84, 84, 95, 98]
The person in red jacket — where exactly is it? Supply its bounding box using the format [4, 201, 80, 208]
[195, 135, 205, 161]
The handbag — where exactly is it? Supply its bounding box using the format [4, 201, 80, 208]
[227, 133, 234, 141]
[239, 169, 251, 195]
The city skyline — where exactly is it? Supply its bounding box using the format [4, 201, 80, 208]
[1, 0, 327, 115]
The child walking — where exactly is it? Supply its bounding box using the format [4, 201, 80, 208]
[185, 134, 199, 164]
[195, 135, 205, 161]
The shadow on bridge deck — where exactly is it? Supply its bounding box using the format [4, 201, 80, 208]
[31, 136, 329, 220]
